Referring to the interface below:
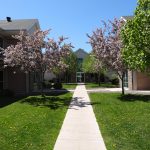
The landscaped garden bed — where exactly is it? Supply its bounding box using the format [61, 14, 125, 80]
[0, 92, 72, 150]
[89, 93, 150, 150]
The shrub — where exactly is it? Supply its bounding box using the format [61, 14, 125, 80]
[47, 82, 52, 89]
[111, 78, 119, 85]
[53, 82, 62, 89]
[42, 81, 52, 89]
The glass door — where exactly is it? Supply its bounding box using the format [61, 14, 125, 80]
[76, 72, 85, 82]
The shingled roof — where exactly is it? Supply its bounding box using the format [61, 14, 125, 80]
[0, 18, 40, 37]
[75, 49, 88, 59]
[121, 16, 133, 21]
[0, 19, 40, 31]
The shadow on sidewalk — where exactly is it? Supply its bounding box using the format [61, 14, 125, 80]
[69, 97, 91, 109]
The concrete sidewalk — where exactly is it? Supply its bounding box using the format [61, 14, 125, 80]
[87, 87, 150, 95]
[54, 84, 107, 150]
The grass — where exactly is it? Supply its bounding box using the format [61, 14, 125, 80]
[89, 93, 150, 150]
[0, 92, 72, 150]
[85, 82, 118, 89]
[62, 83, 77, 90]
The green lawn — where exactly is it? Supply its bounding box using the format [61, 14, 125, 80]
[89, 93, 150, 150]
[0, 92, 72, 150]
[62, 83, 77, 90]
[85, 82, 118, 89]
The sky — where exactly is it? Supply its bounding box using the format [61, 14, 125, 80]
[0, 0, 137, 52]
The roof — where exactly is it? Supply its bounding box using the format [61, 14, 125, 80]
[121, 16, 133, 21]
[0, 19, 40, 31]
[75, 49, 88, 59]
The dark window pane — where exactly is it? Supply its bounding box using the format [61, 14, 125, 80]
[0, 71, 3, 90]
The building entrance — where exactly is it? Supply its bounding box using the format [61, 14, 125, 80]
[76, 72, 85, 82]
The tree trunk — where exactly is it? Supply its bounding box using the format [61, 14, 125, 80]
[65, 71, 67, 83]
[57, 74, 61, 83]
[95, 73, 97, 83]
[98, 71, 101, 86]
[121, 73, 125, 95]
[41, 71, 45, 97]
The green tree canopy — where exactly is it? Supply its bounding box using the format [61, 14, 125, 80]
[122, 0, 150, 71]
[83, 53, 104, 86]
[63, 50, 77, 82]
[64, 50, 77, 74]
[83, 54, 97, 73]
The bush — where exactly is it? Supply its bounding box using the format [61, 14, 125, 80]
[111, 78, 119, 85]
[47, 82, 52, 89]
[53, 82, 62, 90]
[43, 81, 52, 89]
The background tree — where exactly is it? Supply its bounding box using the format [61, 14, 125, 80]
[45, 37, 72, 82]
[82, 53, 104, 86]
[63, 50, 77, 83]
[88, 19, 127, 94]
[121, 0, 150, 71]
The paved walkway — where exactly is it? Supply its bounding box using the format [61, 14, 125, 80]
[87, 87, 150, 95]
[54, 84, 107, 150]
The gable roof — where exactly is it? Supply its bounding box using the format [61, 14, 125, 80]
[0, 19, 40, 31]
[75, 49, 88, 59]
[121, 16, 133, 22]
[0, 19, 40, 36]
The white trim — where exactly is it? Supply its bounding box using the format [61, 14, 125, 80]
[120, 16, 127, 22]
[132, 71, 137, 90]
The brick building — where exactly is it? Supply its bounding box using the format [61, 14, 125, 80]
[0, 17, 40, 95]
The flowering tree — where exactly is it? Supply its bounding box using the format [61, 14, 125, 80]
[88, 19, 127, 94]
[44, 36, 72, 82]
[3, 30, 72, 93]
[4, 30, 48, 72]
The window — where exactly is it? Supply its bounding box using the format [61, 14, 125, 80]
[0, 71, 3, 91]
[0, 38, 3, 59]
[34, 72, 41, 83]
[0, 38, 3, 91]
[123, 71, 128, 87]
[0, 38, 3, 48]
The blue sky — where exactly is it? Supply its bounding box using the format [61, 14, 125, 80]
[0, 0, 137, 52]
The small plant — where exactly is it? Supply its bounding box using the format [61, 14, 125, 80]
[53, 82, 62, 89]
[43, 81, 53, 89]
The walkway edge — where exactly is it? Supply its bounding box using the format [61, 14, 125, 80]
[54, 84, 107, 150]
